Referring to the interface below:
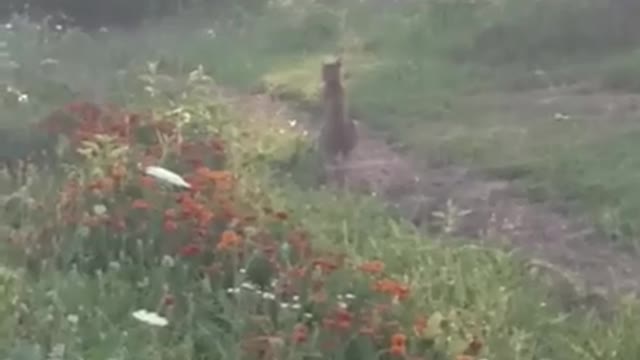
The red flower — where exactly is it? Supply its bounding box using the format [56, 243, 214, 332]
[291, 323, 308, 344]
[324, 308, 353, 331]
[358, 260, 385, 275]
[179, 244, 202, 257]
[131, 199, 151, 210]
[390, 333, 407, 356]
[373, 279, 410, 301]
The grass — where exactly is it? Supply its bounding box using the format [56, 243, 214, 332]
[1, 1, 640, 359]
[136, 0, 640, 244]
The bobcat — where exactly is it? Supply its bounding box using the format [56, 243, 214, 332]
[318, 56, 357, 186]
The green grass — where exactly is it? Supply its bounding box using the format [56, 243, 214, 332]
[1, 1, 640, 359]
[138, 0, 640, 245]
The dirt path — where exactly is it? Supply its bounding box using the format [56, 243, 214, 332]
[223, 87, 640, 312]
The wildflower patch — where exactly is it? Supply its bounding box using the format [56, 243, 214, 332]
[4, 85, 482, 359]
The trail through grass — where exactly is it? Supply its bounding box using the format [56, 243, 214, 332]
[151, 1, 640, 245]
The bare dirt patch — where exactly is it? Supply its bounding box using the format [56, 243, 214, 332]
[223, 86, 640, 314]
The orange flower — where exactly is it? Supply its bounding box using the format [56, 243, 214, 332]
[198, 209, 215, 226]
[178, 195, 203, 218]
[217, 230, 242, 250]
[291, 323, 308, 344]
[373, 279, 411, 301]
[194, 167, 234, 191]
[358, 260, 385, 275]
[131, 199, 151, 210]
[389, 333, 407, 356]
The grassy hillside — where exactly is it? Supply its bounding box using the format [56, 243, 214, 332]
[1, 1, 640, 359]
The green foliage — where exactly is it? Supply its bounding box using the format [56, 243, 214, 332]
[465, 0, 640, 65]
[2, 2, 640, 359]
[600, 51, 640, 92]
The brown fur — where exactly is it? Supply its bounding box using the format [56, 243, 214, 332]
[318, 57, 357, 184]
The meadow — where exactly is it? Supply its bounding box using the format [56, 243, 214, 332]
[2, 1, 640, 359]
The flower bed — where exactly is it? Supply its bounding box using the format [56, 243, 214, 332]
[4, 73, 483, 359]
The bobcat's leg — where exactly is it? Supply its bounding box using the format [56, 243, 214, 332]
[333, 153, 349, 189]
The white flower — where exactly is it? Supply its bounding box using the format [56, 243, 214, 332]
[93, 204, 107, 215]
[553, 112, 570, 121]
[241, 282, 256, 291]
[132, 309, 168, 327]
[161, 255, 175, 268]
[40, 58, 59, 66]
[144, 166, 191, 189]
[66, 314, 79, 325]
